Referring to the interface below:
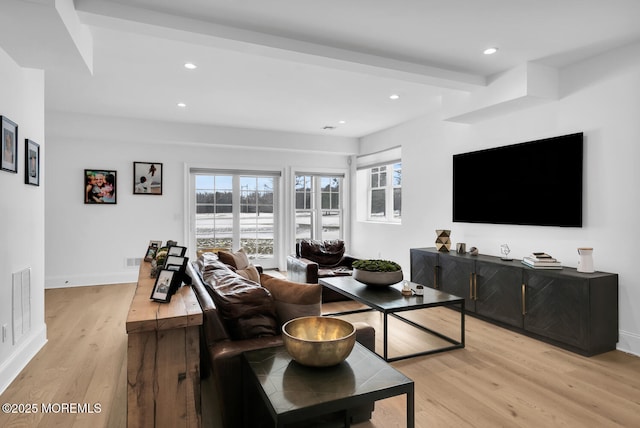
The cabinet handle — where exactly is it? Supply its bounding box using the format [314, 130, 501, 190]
[521, 284, 527, 315]
[474, 273, 478, 300]
[469, 273, 474, 299]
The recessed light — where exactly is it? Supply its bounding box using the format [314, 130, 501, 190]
[177, 102, 186, 108]
[389, 94, 400, 100]
[184, 63, 197, 69]
[483, 47, 498, 55]
[338, 120, 346, 124]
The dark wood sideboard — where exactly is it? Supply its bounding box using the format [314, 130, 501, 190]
[410, 247, 618, 356]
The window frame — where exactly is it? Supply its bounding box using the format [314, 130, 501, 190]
[365, 161, 402, 223]
[188, 168, 280, 269]
[294, 172, 344, 242]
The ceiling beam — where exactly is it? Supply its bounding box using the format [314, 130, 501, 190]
[76, 0, 485, 91]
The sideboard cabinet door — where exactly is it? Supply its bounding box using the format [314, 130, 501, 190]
[439, 254, 476, 311]
[410, 248, 438, 289]
[475, 262, 523, 328]
[523, 270, 589, 349]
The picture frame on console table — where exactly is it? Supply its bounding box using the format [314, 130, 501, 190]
[144, 240, 162, 262]
[167, 245, 187, 257]
[150, 269, 179, 302]
[1, 116, 18, 173]
[164, 254, 189, 281]
[164, 255, 188, 271]
[133, 161, 163, 195]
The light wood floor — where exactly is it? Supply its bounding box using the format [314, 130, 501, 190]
[2, 284, 639, 428]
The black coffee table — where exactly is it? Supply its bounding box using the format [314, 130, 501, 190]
[320, 276, 465, 362]
[243, 342, 414, 428]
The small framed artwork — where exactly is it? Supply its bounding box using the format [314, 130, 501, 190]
[133, 162, 163, 195]
[150, 269, 179, 302]
[25, 139, 40, 186]
[144, 240, 162, 262]
[1, 116, 18, 173]
[164, 255, 188, 271]
[85, 169, 117, 204]
[167, 246, 187, 257]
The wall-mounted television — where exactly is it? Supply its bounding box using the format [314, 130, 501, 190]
[453, 132, 583, 227]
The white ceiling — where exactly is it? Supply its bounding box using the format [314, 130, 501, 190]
[3, 0, 640, 137]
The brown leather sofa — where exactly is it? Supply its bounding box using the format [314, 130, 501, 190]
[187, 252, 375, 428]
[286, 239, 358, 302]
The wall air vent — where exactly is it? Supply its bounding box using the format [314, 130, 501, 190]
[126, 257, 142, 268]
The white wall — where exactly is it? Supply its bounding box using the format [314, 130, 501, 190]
[352, 41, 640, 356]
[44, 112, 357, 287]
[0, 49, 47, 393]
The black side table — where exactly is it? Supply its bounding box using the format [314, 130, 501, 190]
[243, 342, 415, 427]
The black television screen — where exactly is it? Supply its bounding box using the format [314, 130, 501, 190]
[453, 133, 583, 227]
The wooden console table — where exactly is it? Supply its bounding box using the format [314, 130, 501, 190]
[126, 262, 203, 427]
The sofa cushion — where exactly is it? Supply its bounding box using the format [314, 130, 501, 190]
[199, 256, 278, 340]
[235, 265, 261, 284]
[195, 251, 229, 273]
[260, 274, 321, 326]
[298, 239, 345, 267]
[218, 248, 250, 270]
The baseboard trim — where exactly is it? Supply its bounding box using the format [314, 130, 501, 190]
[617, 330, 640, 357]
[0, 325, 47, 395]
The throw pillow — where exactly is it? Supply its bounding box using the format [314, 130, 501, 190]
[260, 274, 321, 326]
[196, 252, 229, 273]
[218, 248, 250, 270]
[201, 268, 278, 339]
[235, 265, 261, 284]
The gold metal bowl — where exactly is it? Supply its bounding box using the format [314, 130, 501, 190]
[282, 316, 356, 367]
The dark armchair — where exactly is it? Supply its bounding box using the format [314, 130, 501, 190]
[286, 239, 358, 302]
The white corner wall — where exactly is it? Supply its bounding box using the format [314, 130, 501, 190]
[0, 49, 47, 393]
[352, 41, 640, 356]
[44, 113, 357, 287]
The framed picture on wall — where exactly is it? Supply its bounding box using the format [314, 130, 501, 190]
[1, 116, 18, 173]
[25, 139, 40, 186]
[85, 169, 117, 204]
[133, 162, 163, 195]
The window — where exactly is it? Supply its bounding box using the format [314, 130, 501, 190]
[356, 146, 402, 223]
[191, 170, 279, 268]
[295, 174, 343, 242]
[368, 163, 401, 221]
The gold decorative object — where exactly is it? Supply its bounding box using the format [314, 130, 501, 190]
[435, 229, 451, 252]
[282, 316, 356, 367]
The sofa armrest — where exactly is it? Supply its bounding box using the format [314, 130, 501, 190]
[340, 254, 358, 268]
[286, 255, 319, 284]
[353, 321, 376, 353]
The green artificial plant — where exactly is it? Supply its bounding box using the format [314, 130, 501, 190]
[352, 259, 401, 272]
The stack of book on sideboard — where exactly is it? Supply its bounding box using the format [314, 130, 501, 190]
[521, 252, 563, 269]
